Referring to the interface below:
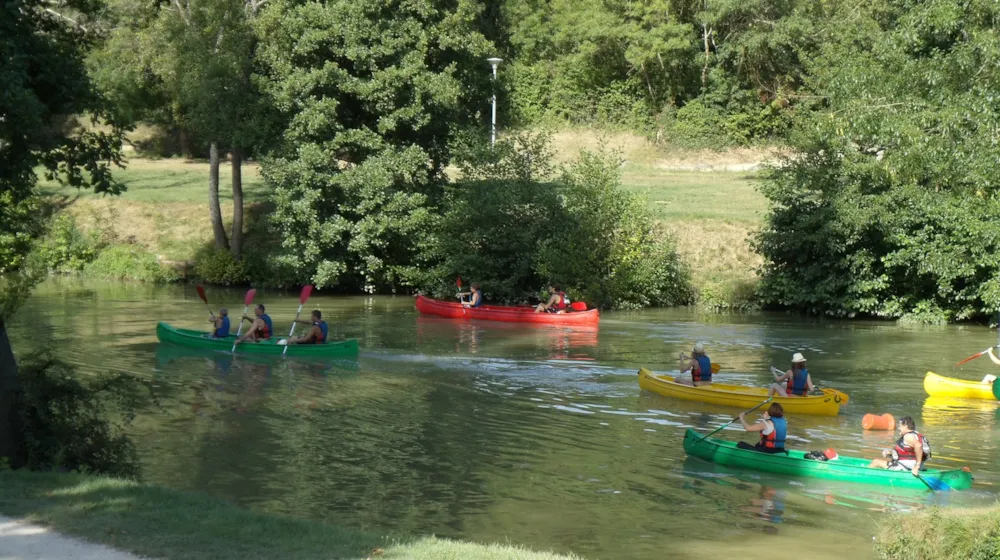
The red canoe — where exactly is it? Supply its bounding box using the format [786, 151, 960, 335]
[414, 295, 600, 326]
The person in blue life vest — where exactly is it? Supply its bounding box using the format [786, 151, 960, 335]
[737, 403, 788, 454]
[285, 310, 328, 345]
[208, 308, 230, 339]
[768, 353, 814, 397]
[236, 304, 273, 344]
[675, 342, 713, 386]
[457, 283, 484, 308]
[868, 416, 931, 477]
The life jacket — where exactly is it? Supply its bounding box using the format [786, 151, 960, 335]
[554, 291, 569, 310]
[471, 291, 483, 308]
[259, 314, 272, 339]
[759, 417, 787, 449]
[787, 369, 809, 396]
[693, 355, 713, 382]
[894, 431, 932, 461]
[309, 320, 328, 343]
[214, 316, 230, 338]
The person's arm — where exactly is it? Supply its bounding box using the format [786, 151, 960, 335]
[908, 433, 924, 475]
[293, 318, 313, 325]
[471, 292, 481, 305]
[738, 413, 766, 433]
[806, 374, 815, 392]
[989, 347, 1000, 366]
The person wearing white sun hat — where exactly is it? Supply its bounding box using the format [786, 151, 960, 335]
[768, 352, 814, 397]
[676, 342, 713, 386]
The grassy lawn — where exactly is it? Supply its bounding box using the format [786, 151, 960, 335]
[0, 470, 576, 560]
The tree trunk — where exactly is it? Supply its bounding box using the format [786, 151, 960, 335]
[230, 147, 244, 260]
[0, 318, 23, 468]
[209, 142, 229, 250]
[702, 24, 711, 88]
[178, 128, 193, 159]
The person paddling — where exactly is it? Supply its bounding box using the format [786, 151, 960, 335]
[209, 308, 230, 339]
[983, 348, 1000, 384]
[285, 310, 328, 345]
[768, 353, 814, 397]
[675, 342, 712, 386]
[236, 304, 273, 344]
[534, 285, 569, 313]
[737, 403, 788, 454]
[868, 416, 931, 476]
[457, 283, 484, 308]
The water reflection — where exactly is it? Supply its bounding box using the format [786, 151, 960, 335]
[415, 316, 598, 360]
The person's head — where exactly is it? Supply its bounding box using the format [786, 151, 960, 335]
[549, 285, 560, 294]
[311, 310, 322, 321]
[763, 403, 784, 419]
[471, 283, 480, 292]
[255, 304, 265, 316]
[219, 308, 228, 317]
[791, 352, 807, 370]
[692, 342, 706, 355]
[897, 416, 916, 433]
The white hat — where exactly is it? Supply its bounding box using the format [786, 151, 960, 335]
[693, 342, 705, 354]
[791, 352, 807, 363]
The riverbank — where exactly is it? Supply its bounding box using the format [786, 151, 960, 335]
[37, 130, 768, 308]
[0, 470, 575, 560]
[874, 505, 1000, 560]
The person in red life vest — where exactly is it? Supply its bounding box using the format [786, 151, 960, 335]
[534, 285, 570, 313]
[285, 310, 328, 345]
[457, 283, 484, 308]
[768, 353, 814, 397]
[236, 304, 273, 344]
[737, 403, 788, 454]
[675, 342, 713, 386]
[868, 416, 932, 476]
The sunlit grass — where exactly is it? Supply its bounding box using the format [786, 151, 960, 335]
[875, 505, 1000, 559]
[0, 471, 577, 560]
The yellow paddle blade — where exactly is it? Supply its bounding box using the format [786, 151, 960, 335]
[712, 363, 721, 374]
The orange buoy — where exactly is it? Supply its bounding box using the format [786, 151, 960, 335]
[862, 413, 895, 430]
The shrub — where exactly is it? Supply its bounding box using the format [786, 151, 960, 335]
[36, 215, 100, 273]
[16, 354, 149, 478]
[192, 246, 250, 286]
[84, 245, 177, 283]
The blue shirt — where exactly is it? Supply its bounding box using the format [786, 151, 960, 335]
[261, 314, 273, 336]
[214, 316, 230, 338]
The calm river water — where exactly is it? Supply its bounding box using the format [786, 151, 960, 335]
[9, 279, 1000, 560]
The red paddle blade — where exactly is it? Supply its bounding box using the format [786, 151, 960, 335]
[196, 285, 208, 304]
[244, 288, 257, 305]
[456, 276, 462, 288]
[299, 285, 314, 304]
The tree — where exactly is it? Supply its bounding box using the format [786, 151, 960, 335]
[0, 0, 125, 465]
[254, 0, 493, 290]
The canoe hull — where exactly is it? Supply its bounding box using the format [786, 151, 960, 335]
[924, 371, 995, 400]
[415, 295, 599, 326]
[156, 322, 359, 357]
[682, 428, 973, 490]
[638, 368, 845, 416]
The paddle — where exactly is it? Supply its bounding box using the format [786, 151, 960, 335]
[231, 288, 257, 352]
[455, 276, 465, 303]
[955, 347, 994, 367]
[914, 473, 951, 492]
[282, 285, 314, 356]
[693, 397, 773, 446]
[196, 285, 214, 318]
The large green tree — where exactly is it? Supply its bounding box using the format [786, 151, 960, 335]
[0, 0, 124, 464]
[254, 0, 493, 290]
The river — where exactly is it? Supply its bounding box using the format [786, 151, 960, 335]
[9, 279, 1000, 560]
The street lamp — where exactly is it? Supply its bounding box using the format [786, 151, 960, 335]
[487, 57, 502, 147]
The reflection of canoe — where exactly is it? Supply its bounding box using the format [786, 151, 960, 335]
[638, 368, 845, 416]
[922, 396, 1000, 427]
[415, 295, 599, 326]
[923, 371, 994, 400]
[156, 322, 359, 357]
[154, 341, 360, 372]
[683, 428, 974, 490]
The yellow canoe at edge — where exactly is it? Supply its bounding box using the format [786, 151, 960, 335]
[637, 368, 846, 416]
[923, 371, 996, 400]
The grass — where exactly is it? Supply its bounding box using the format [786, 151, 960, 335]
[874, 505, 1000, 559]
[0, 470, 577, 560]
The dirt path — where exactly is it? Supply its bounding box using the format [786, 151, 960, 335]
[0, 516, 142, 560]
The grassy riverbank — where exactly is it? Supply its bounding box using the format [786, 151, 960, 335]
[37, 131, 769, 307]
[874, 505, 1000, 559]
[0, 470, 575, 560]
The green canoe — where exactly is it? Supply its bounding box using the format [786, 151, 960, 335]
[156, 322, 359, 357]
[682, 428, 973, 490]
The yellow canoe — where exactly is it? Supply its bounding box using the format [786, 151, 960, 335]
[923, 371, 995, 400]
[637, 368, 846, 416]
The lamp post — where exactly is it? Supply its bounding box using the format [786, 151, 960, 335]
[487, 57, 502, 147]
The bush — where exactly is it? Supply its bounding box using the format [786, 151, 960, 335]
[36, 215, 100, 273]
[16, 354, 149, 478]
[83, 245, 177, 283]
[192, 246, 250, 286]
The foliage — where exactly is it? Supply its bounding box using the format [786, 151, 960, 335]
[192, 246, 250, 286]
[754, 0, 1000, 323]
[875, 506, 1000, 560]
[83, 245, 177, 283]
[255, 0, 493, 291]
[36, 216, 102, 273]
[415, 133, 691, 309]
[16, 355, 149, 478]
